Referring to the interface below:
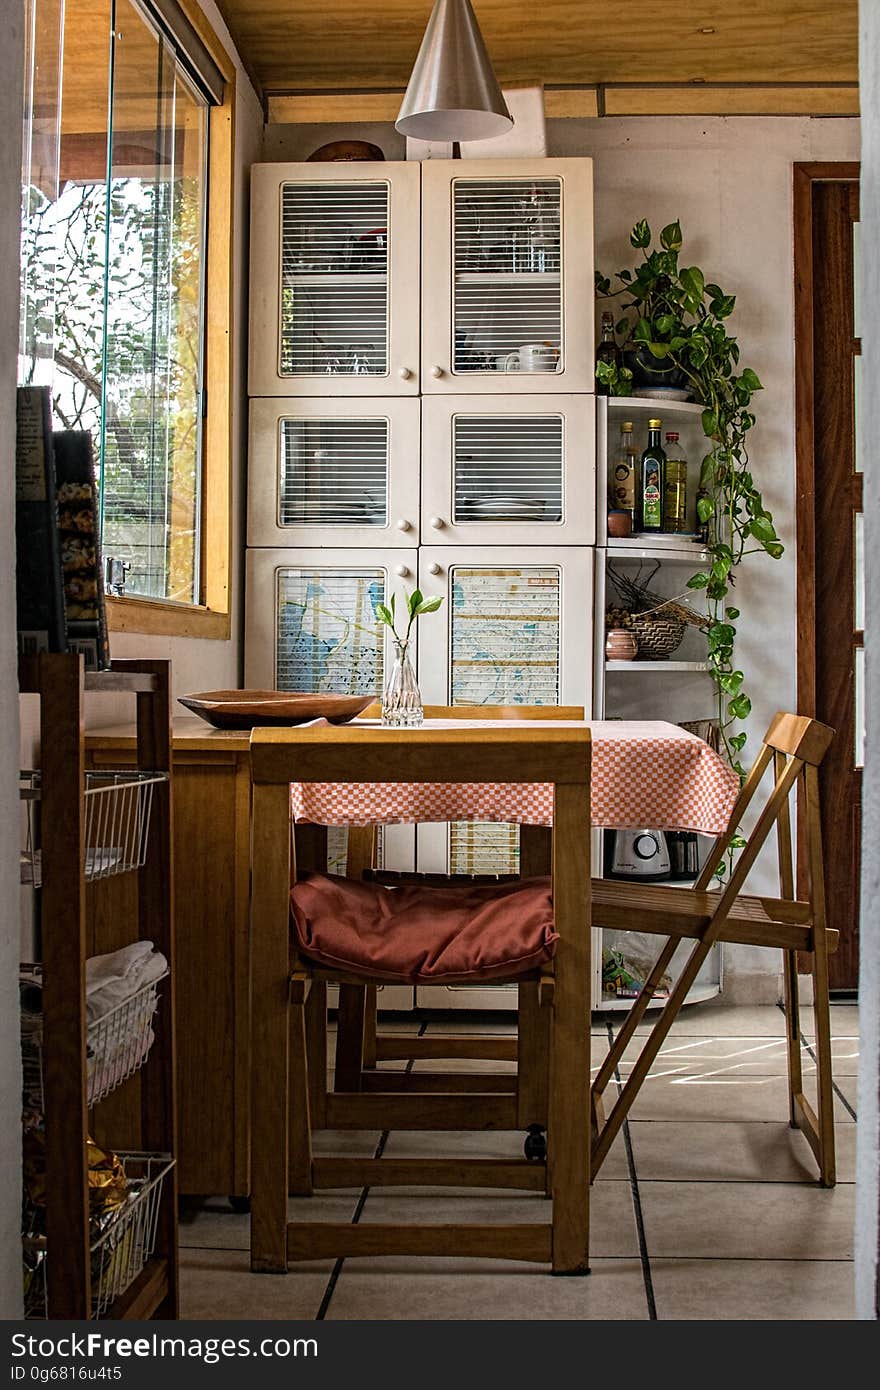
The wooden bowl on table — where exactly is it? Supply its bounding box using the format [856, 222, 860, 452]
[178, 690, 374, 730]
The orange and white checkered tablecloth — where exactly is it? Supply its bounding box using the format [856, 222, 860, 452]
[289, 719, 740, 835]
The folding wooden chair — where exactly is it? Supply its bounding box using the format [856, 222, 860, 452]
[326, 705, 583, 1127]
[590, 712, 838, 1186]
[250, 720, 593, 1274]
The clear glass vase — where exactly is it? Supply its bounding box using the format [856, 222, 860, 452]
[381, 639, 423, 727]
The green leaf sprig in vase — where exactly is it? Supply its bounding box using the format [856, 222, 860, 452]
[376, 587, 443, 727]
[596, 217, 783, 782]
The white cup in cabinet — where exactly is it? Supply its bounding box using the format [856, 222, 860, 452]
[503, 343, 559, 372]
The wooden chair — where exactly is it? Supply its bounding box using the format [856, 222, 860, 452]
[590, 711, 838, 1186]
[249, 720, 592, 1274]
[328, 705, 584, 1109]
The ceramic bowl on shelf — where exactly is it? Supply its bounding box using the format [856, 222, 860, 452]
[605, 629, 638, 661]
[607, 509, 633, 538]
[178, 690, 374, 730]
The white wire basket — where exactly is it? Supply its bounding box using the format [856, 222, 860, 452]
[20, 769, 168, 887]
[23, 1151, 174, 1319]
[21, 965, 168, 1114]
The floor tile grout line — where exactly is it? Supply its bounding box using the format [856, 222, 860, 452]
[606, 1018, 658, 1320]
[775, 1000, 858, 1121]
[315, 1019, 428, 1320]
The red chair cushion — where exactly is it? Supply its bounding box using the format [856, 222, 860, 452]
[291, 872, 557, 984]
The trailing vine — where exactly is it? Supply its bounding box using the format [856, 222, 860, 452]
[596, 218, 783, 778]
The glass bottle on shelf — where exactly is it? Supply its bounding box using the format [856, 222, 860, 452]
[663, 431, 688, 533]
[639, 418, 666, 532]
[595, 312, 620, 396]
[610, 420, 638, 525]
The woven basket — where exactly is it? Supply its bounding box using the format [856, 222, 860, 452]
[628, 613, 686, 660]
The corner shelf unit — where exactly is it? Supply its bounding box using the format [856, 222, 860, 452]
[594, 394, 722, 1012]
[18, 654, 177, 1321]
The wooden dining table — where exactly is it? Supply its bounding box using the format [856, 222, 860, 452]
[87, 714, 739, 1201]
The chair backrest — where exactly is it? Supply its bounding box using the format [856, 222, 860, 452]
[695, 711, 834, 919]
[250, 718, 591, 896]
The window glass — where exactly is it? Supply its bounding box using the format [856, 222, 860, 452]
[19, 0, 209, 605]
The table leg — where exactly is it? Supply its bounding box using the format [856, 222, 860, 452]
[250, 782, 292, 1273]
[549, 780, 591, 1275]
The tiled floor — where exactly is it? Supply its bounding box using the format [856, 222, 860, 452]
[178, 1001, 858, 1320]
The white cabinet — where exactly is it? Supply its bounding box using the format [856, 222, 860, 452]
[246, 156, 597, 1013]
[249, 162, 421, 396]
[420, 395, 595, 546]
[421, 158, 594, 394]
[248, 397, 421, 548]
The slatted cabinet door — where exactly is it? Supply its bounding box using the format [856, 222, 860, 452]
[249, 162, 420, 397]
[421, 394, 595, 546]
[415, 546, 592, 869]
[421, 158, 594, 395]
[248, 397, 421, 548]
[244, 547, 418, 695]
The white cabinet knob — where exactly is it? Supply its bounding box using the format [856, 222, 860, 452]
[428, 562, 442, 576]
[429, 364, 444, 379]
[396, 518, 411, 532]
[398, 366, 413, 380]
[395, 564, 410, 578]
[429, 515, 445, 529]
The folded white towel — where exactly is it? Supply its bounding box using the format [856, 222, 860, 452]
[85, 941, 154, 996]
[85, 943, 168, 1023]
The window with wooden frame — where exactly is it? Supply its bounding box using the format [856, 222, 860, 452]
[19, 0, 234, 638]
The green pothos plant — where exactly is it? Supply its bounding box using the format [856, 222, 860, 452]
[596, 218, 783, 782]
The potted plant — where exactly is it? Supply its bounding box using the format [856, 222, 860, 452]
[595, 219, 783, 778]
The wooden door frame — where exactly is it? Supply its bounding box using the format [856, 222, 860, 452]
[793, 163, 860, 975]
[793, 161, 860, 720]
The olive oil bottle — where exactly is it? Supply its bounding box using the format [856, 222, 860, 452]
[611, 420, 638, 523]
[639, 418, 666, 531]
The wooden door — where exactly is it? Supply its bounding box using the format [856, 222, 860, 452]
[795, 164, 861, 991]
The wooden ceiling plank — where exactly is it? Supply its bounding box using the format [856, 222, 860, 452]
[266, 86, 601, 123]
[267, 92, 402, 124]
[604, 85, 860, 117]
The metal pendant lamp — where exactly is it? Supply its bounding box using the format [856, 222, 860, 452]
[395, 0, 513, 142]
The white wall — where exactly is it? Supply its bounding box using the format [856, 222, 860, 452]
[266, 113, 860, 1001]
[0, 0, 24, 1322]
[856, 0, 879, 1322]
